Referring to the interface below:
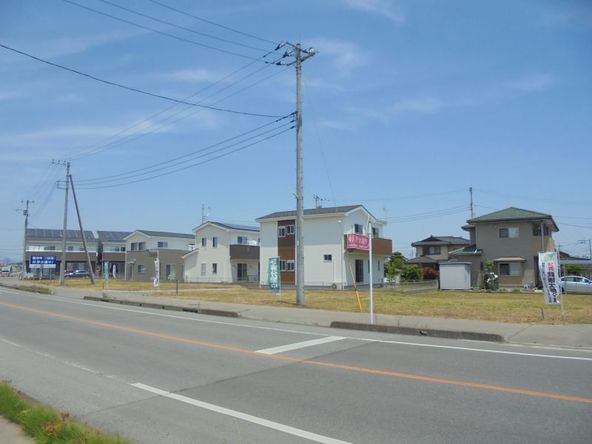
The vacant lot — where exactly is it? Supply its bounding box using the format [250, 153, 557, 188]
[35, 279, 592, 325]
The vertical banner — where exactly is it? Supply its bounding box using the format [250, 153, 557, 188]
[153, 258, 160, 288]
[103, 261, 109, 285]
[268, 257, 281, 295]
[538, 252, 560, 304]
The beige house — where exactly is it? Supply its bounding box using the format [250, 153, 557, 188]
[450, 207, 558, 288]
[124, 230, 195, 282]
[408, 235, 470, 271]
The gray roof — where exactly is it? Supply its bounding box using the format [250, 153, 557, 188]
[97, 231, 132, 242]
[27, 228, 96, 241]
[468, 207, 558, 230]
[412, 235, 470, 247]
[258, 204, 368, 221]
[449, 245, 483, 256]
[133, 230, 194, 239]
[201, 221, 259, 232]
[406, 256, 440, 264]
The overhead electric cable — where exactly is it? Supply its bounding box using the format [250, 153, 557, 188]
[0, 43, 284, 118]
[95, 0, 268, 52]
[145, 0, 278, 45]
[76, 125, 294, 189]
[66, 49, 286, 160]
[77, 115, 294, 184]
[60, 0, 266, 60]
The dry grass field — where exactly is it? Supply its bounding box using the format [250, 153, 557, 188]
[38, 278, 592, 325]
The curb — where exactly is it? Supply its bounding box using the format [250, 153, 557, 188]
[83, 296, 240, 318]
[0, 282, 54, 295]
[330, 321, 504, 342]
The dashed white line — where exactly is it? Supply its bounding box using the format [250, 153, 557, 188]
[257, 336, 346, 355]
[132, 382, 352, 444]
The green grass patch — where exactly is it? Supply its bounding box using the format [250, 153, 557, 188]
[0, 381, 131, 444]
[0, 282, 54, 295]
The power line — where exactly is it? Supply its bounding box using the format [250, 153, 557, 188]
[60, 0, 268, 60]
[76, 125, 294, 189]
[67, 55, 289, 160]
[95, 0, 269, 52]
[76, 115, 294, 185]
[0, 42, 285, 118]
[146, 0, 278, 45]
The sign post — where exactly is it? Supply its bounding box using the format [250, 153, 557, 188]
[268, 257, 281, 295]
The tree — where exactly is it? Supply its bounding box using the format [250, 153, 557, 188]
[384, 251, 405, 280]
[422, 267, 439, 280]
[401, 264, 422, 281]
[565, 264, 584, 276]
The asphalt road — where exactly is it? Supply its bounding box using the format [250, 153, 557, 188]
[1, 287, 591, 444]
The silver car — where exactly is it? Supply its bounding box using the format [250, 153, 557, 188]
[560, 276, 592, 294]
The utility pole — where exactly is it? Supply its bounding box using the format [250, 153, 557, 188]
[55, 160, 70, 285]
[19, 199, 34, 277]
[469, 187, 474, 219]
[69, 175, 95, 284]
[285, 42, 316, 306]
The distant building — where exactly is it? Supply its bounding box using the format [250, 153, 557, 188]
[124, 230, 195, 282]
[408, 235, 470, 271]
[25, 228, 98, 278]
[97, 231, 131, 279]
[257, 205, 392, 288]
[184, 221, 260, 283]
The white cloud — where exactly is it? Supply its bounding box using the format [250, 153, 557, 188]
[392, 96, 445, 114]
[312, 38, 369, 74]
[166, 68, 226, 84]
[342, 0, 405, 24]
[508, 74, 555, 93]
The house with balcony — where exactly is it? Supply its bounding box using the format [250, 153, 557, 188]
[407, 235, 470, 271]
[124, 230, 195, 282]
[25, 228, 98, 278]
[257, 205, 392, 288]
[183, 221, 260, 283]
[97, 231, 131, 279]
[449, 207, 559, 288]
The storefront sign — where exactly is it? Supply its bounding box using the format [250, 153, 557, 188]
[346, 233, 369, 251]
[29, 255, 56, 269]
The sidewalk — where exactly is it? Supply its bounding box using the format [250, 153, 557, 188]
[25, 282, 592, 349]
[0, 417, 34, 444]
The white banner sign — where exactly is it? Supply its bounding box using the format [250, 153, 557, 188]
[538, 252, 561, 305]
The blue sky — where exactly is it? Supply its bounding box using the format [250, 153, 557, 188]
[1, 0, 591, 261]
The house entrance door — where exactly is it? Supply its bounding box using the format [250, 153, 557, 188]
[355, 259, 364, 283]
[237, 263, 247, 281]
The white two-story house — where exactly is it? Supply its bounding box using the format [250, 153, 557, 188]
[184, 221, 260, 283]
[257, 205, 392, 288]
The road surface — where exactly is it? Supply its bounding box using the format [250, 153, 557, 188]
[1, 287, 591, 443]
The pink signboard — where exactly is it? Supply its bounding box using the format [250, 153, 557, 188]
[346, 233, 369, 250]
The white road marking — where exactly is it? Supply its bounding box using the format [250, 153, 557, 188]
[132, 383, 352, 444]
[257, 336, 345, 355]
[2, 287, 592, 361]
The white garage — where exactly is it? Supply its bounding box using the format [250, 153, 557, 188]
[439, 262, 471, 290]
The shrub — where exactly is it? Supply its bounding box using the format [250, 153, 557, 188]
[401, 264, 423, 281]
[422, 267, 439, 280]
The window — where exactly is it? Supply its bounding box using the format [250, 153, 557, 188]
[130, 242, 137, 251]
[425, 246, 441, 255]
[200, 263, 206, 276]
[286, 225, 295, 235]
[499, 262, 521, 276]
[212, 237, 218, 248]
[354, 224, 363, 234]
[157, 241, 168, 248]
[372, 227, 379, 237]
[137, 264, 145, 274]
[201, 237, 207, 247]
[499, 227, 519, 238]
[237, 236, 247, 245]
[212, 263, 218, 275]
[278, 226, 286, 237]
[279, 260, 295, 271]
[138, 242, 146, 251]
[44, 246, 56, 251]
[532, 225, 550, 236]
[324, 254, 332, 262]
[67, 246, 74, 251]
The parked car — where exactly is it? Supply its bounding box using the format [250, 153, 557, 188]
[560, 276, 592, 294]
[64, 270, 90, 278]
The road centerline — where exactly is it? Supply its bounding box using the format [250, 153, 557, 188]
[132, 382, 352, 444]
[257, 336, 345, 355]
